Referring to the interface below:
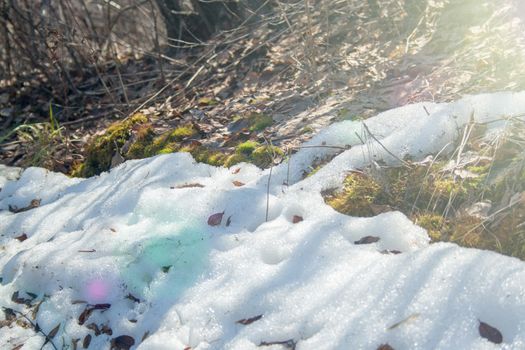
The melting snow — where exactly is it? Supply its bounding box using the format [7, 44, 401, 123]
[1, 92, 525, 349]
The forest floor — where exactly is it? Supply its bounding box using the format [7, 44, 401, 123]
[1, 0, 525, 175]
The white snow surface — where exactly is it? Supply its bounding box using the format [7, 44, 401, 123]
[1, 92, 525, 349]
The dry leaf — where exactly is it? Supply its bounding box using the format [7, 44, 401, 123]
[9, 199, 41, 213]
[111, 335, 135, 350]
[176, 183, 205, 189]
[48, 324, 60, 339]
[226, 215, 232, 227]
[15, 234, 27, 242]
[82, 334, 91, 349]
[259, 339, 296, 349]
[208, 211, 225, 226]
[236, 314, 263, 325]
[125, 293, 140, 303]
[86, 323, 100, 336]
[292, 215, 303, 223]
[479, 321, 503, 344]
[377, 344, 394, 350]
[141, 331, 150, 342]
[354, 236, 380, 244]
[91, 303, 109, 310]
[232, 180, 245, 187]
[232, 168, 241, 174]
[78, 308, 93, 325]
[101, 324, 113, 336]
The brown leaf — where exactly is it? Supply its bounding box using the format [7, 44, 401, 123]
[354, 236, 380, 244]
[86, 323, 100, 336]
[11, 291, 31, 305]
[78, 308, 93, 325]
[82, 334, 91, 349]
[232, 180, 245, 187]
[110, 228, 116, 232]
[15, 234, 27, 242]
[292, 215, 303, 224]
[11, 344, 24, 350]
[236, 314, 263, 325]
[9, 199, 41, 213]
[208, 211, 225, 226]
[101, 324, 113, 336]
[77, 249, 96, 253]
[232, 168, 241, 174]
[48, 324, 60, 339]
[479, 321, 503, 344]
[377, 344, 394, 350]
[259, 339, 296, 349]
[380, 250, 402, 255]
[111, 335, 135, 350]
[176, 183, 205, 189]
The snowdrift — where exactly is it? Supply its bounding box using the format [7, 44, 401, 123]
[1, 92, 525, 349]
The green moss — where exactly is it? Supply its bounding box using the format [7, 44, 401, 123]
[415, 213, 450, 242]
[198, 97, 218, 106]
[251, 145, 283, 168]
[249, 113, 273, 132]
[71, 113, 148, 177]
[236, 141, 259, 155]
[325, 173, 383, 217]
[225, 153, 248, 167]
[169, 125, 197, 141]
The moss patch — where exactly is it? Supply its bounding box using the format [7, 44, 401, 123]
[71, 113, 148, 177]
[324, 119, 525, 259]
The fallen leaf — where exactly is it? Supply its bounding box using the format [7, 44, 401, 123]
[141, 331, 150, 342]
[380, 250, 402, 255]
[176, 183, 205, 189]
[86, 323, 100, 336]
[226, 215, 232, 227]
[354, 236, 380, 244]
[92, 303, 111, 310]
[78, 308, 93, 325]
[3, 308, 16, 321]
[111, 335, 135, 350]
[232, 180, 245, 187]
[48, 324, 60, 338]
[110, 228, 116, 232]
[479, 321, 503, 344]
[11, 344, 23, 350]
[259, 339, 296, 349]
[8, 199, 41, 213]
[82, 334, 91, 349]
[15, 234, 27, 242]
[11, 291, 31, 305]
[125, 294, 140, 303]
[369, 204, 393, 215]
[377, 344, 394, 350]
[292, 215, 303, 223]
[101, 324, 113, 335]
[236, 314, 263, 325]
[232, 168, 241, 174]
[77, 249, 96, 253]
[388, 313, 420, 330]
[208, 211, 225, 226]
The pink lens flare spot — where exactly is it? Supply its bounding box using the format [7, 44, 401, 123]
[85, 279, 111, 302]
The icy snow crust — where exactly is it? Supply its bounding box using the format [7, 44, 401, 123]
[1, 92, 525, 349]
